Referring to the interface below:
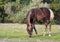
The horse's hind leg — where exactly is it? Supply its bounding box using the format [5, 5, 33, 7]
[48, 23, 51, 36]
[43, 22, 48, 36]
[43, 20, 50, 36]
[46, 20, 51, 36]
[44, 20, 51, 36]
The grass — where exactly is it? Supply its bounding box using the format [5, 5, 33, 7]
[0, 23, 60, 40]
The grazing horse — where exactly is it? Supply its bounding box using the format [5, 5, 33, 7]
[26, 7, 54, 37]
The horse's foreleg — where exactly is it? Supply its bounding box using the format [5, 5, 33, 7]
[32, 24, 37, 35]
[33, 25, 37, 35]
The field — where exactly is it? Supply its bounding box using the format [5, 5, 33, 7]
[0, 23, 60, 42]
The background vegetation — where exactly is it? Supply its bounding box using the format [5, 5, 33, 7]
[0, 0, 60, 24]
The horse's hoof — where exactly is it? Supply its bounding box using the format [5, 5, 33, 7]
[29, 36, 32, 38]
[49, 34, 51, 36]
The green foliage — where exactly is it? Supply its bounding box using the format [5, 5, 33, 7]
[50, 0, 60, 10]
[20, 0, 30, 5]
[50, 3, 60, 10]
[10, 5, 27, 23]
[0, 0, 60, 24]
[50, 0, 60, 24]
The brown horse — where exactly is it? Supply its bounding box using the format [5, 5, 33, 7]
[26, 7, 54, 37]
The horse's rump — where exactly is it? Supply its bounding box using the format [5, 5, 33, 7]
[49, 9, 54, 20]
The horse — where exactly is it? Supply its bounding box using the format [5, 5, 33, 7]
[26, 7, 54, 37]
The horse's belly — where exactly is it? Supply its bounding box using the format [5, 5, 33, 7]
[36, 15, 43, 21]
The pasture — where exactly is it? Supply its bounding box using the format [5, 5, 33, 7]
[0, 23, 60, 42]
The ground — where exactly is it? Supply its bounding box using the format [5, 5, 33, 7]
[0, 23, 60, 42]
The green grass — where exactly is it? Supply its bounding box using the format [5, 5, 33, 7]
[0, 23, 60, 40]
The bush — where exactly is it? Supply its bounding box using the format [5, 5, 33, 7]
[50, 3, 60, 24]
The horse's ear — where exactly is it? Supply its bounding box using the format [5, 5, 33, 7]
[49, 9, 54, 20]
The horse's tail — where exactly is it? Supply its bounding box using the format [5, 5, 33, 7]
[49, 9, 54, 21]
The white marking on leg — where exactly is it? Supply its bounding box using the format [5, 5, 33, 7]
[49, 31, 51, 36]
